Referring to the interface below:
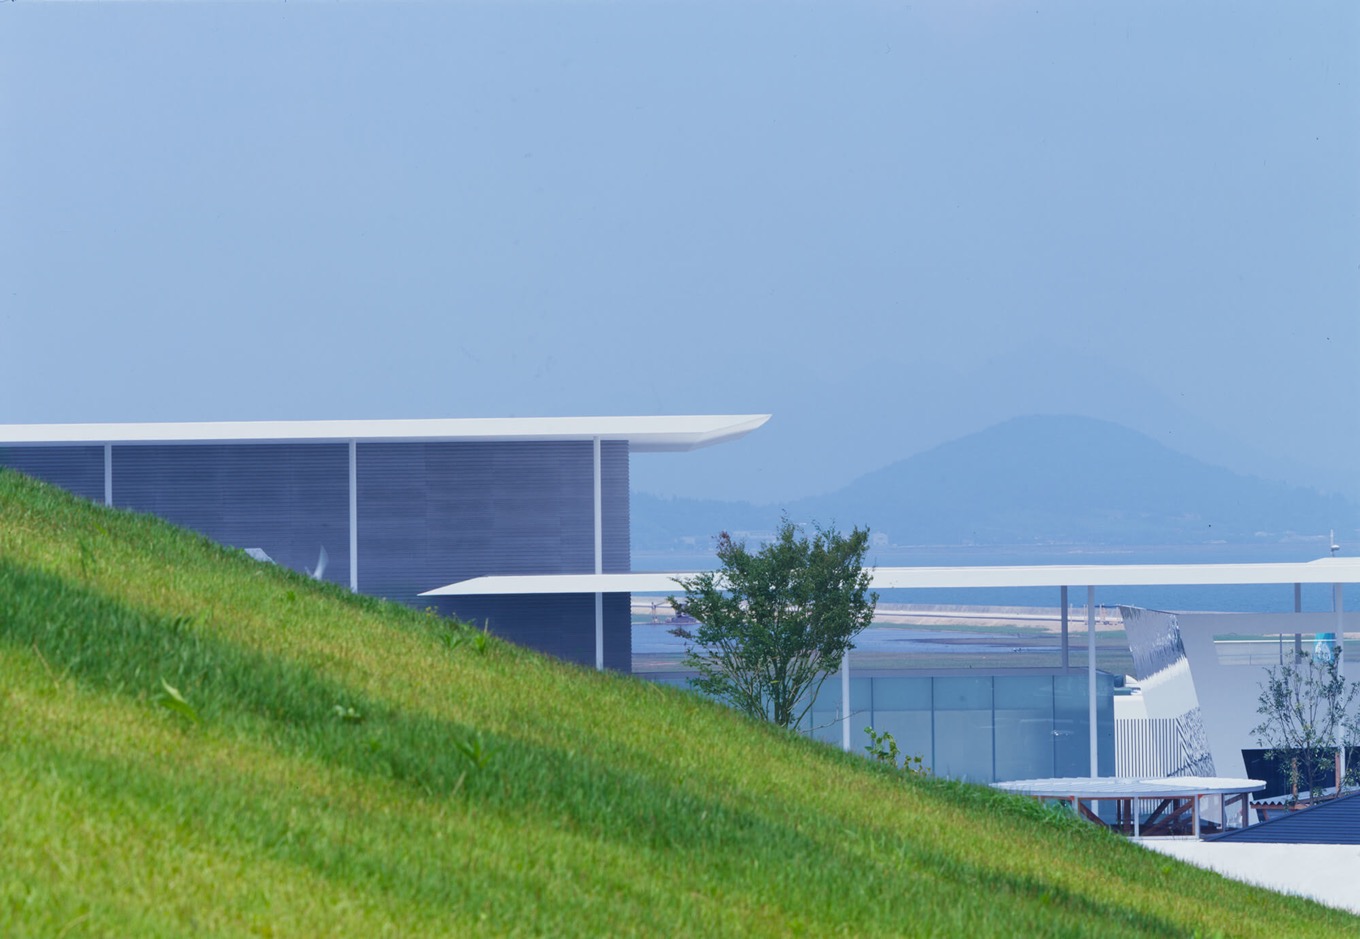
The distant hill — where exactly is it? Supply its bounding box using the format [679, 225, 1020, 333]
[633, 415, 1360, 550]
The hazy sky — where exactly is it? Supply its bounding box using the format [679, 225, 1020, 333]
[3, 3, 1356, 503]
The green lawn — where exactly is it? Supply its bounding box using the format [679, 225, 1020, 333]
[1, 469, 1352, 936]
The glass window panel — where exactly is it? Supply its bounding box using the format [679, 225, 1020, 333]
[870, 677, 931, 710]
[1053, 674, 1092, 776]
[869, 710, 933, 772]
[934, 676, 992, 710]
[850, 676, 873, 714]
[1053, 674, 1090, 712]
[805, 676, 841, 713]
[808, 709, 842, 745]
[933, 709, 994, 782]
[994, 707, 1054, 781]
[1097, 673, 1116, 776]
[793, 676, 839, 732]
[995, 675, 1053, 710]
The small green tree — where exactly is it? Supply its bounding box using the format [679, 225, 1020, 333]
[669, 519, 877, 730]
[1252, 650, 1360, 800]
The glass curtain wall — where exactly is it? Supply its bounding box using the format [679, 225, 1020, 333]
[796, 672, 1115, 783]
[647, 670, 1115, 784]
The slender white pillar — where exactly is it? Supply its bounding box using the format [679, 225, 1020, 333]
[1060, 585, 1069, 670]
[348, 440, 358, 592]
[1294, 582, 1303, 658]
[840, 652, 851, 752]
[103, 444, 112, 507]
[593, 437, 604, 671]
[1088, 585, 1098, 777]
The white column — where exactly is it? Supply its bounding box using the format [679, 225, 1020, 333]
[1088, 585, 1098, 777]
[348, 440, 358, 592]
[840, 652, 851, 752]
[593, 437, 604, 671]
[103, 444, 112, 507]
[1060, 585, 1069, 670]
[1294, 583, 1303, 658]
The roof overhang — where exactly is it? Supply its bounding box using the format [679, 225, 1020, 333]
[420, 557, 1360, 597]
[993, 776, 1266, 799]
[868, 557, 1360, 589]
[0, 414, 771, 452]
[422, 573, 701, 596]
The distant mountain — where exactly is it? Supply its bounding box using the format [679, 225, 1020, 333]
[632, 415, 1360, 551]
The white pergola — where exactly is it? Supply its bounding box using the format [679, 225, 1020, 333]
[992, 775, 1267, 837]
[424, 557, 1360, 771]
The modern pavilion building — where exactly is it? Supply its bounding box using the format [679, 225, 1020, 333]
[6, 414, 1360, 791]
[0, 415, 769, 670]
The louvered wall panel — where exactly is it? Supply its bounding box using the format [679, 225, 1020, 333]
[356, 441, 629, 601]
[435, 593, 631, 670]
[0, 446, 105, 502]
[9, 437, 635, 669]
[601, 441, 630, 573]
[111, 444, 350, 587]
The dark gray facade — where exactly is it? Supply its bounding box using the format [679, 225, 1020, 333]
[437, 593, 632, 671]
[356, 441, 629, 598]
[0, 445, 105, 503]
[0, 439, 632, 670]
[114, 443, 351, 587]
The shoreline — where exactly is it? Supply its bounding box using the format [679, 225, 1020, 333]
[634, 599, 1129, 635]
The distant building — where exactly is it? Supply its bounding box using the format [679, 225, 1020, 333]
[0, 415, 768, 670]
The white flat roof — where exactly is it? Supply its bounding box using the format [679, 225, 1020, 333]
[421, 557, 1360, 596]
[868, 558, 1360, 588]
[993, 776, 1266, 799]
[0, 414, 770, 453]
[421, 573, 700, 596]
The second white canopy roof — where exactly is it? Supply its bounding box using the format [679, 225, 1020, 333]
[421, 556, 1360, 596]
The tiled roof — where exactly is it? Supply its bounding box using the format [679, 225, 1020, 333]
[1213, 792, 1360, 844]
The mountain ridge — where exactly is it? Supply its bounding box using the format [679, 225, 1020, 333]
[633, 415, 1359, 550]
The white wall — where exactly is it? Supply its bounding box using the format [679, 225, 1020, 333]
[1177, 611, 1359, 778]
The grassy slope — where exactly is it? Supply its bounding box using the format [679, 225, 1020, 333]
[0, 470, 1352, 938]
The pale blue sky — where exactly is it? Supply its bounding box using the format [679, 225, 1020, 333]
[2, 2, 1356, 503]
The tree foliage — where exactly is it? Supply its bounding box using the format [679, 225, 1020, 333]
[1251, 650, 1360, 800]
[669, 519, 877, 730]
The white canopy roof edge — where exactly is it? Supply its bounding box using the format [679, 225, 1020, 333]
[421, 572, 703, 597]
[992, 776, 1266, 799]
[868, 557, 1360, 588]
[0, 414, 771, 453]
[421, 557, 1360, 597]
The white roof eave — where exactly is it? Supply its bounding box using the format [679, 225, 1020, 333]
[421, 572, 705, 597]
[0, 414, 771, 451]
[867, 557, 1360, 588]
[420, 557, 1360, 597]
